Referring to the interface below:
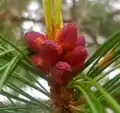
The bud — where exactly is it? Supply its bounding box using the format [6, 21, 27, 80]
[64, 46, 88, 65]
[75, 36, 85, 47]
[30, 54, 49, 73]
[25, 31, 46, 53]
[50, 62, 72, 85]
[56, 24, 77, 51]
[71, 62, 84, 77]
[40, 40, 62, 65]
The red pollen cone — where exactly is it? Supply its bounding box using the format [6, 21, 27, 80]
[71, 62, 84, 77]
[30, 54, 49, 73]
[50, 62, 72, 85]
[75, 36, 85, 47]
[64, 46, 88, 65]
[25, 31, 47, 53]
[56, 24, 77, 51]
[40, 40, 63, 66]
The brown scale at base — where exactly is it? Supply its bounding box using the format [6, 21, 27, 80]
[49, 81, 86, 113]
[49, 81, 78, 113]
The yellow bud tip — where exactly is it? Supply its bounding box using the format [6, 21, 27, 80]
[99, 49, 113, 66]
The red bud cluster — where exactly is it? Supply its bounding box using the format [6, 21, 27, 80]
[25, 24, 88, 85]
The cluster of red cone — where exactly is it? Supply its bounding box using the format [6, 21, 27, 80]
[25, 23, 88, 85]
[25, 24, 88, 108]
